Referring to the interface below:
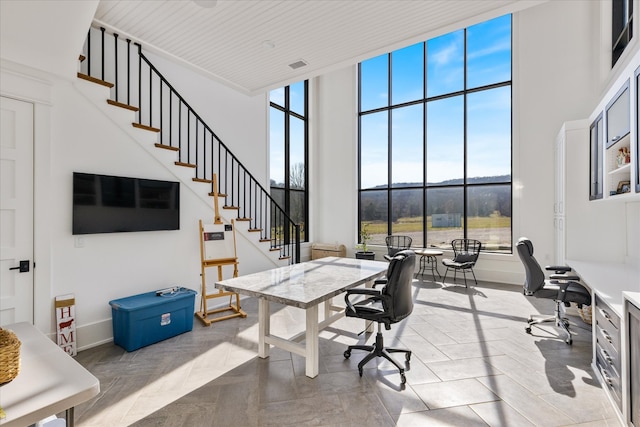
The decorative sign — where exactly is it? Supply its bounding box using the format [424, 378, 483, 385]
[55, 294, 77, 356]
[202, 222, 236, 261]
[204, 231, 224, 241]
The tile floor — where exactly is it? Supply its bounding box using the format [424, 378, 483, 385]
[72, 276, 621, 426]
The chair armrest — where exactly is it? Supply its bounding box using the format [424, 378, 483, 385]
[550, 274, 580, 281]
[545, 265, 572, 273]
[344, 288, 382, 312]
[345, 288, 381, 298]
[373, 279, 387, 287]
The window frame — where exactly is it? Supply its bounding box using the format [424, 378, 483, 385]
[357, 15, 513, 253]
[269, 81, 309, 242]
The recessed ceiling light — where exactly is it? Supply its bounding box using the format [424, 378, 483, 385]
[288, 59, 308, 70]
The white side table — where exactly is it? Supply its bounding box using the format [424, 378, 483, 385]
[415, 249, 444, 280]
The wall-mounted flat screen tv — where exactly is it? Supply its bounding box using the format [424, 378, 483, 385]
[73, 172, 180, 235]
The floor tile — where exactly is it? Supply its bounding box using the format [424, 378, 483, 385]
[71, 278, 619, 427]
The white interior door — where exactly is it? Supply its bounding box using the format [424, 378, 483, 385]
[0, 96, 34, 325]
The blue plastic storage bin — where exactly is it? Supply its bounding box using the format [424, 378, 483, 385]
[109, 287, 196, 351]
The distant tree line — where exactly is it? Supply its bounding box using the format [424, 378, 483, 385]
[361, 175, 511, 222]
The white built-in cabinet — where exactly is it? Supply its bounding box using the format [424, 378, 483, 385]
[589, 56, 640, 202]
[558, 48, 640, 427]
[554, 121, 588, 265]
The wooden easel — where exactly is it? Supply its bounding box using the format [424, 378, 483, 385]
[195, 174, 247, 326]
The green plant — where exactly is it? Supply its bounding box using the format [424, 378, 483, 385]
[358, 223, 371, 252]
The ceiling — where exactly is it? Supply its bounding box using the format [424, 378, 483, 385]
[94, 0, 545, 95]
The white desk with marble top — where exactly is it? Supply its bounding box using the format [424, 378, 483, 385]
[215, 256, 388, 378]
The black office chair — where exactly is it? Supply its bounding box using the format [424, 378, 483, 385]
[343, 250, 416, 384]
[384, 235, 412, 261]
[516, 237, 591, 345]
[441, 238, 482, 287]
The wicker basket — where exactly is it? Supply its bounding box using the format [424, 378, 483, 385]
[578, 304, 593, 325]
[0, 328, 21, 385]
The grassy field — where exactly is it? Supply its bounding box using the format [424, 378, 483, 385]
[364, 215, 511, 234]
[364, 215, 512, 252]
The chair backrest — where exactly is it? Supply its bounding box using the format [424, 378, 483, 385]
[385, 235, 412, 257]
[451, 239, 481, 264]
[515, 237, 545, 294]
[382, 250, 416, 323]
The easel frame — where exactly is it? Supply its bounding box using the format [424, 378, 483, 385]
[195, 174, 247, 326]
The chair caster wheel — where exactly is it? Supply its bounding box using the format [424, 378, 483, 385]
[400, 373, 406, 385]
[344, 350, 351, 359]
[525, 326, 532, 334]
[405, 352, 411, 362]
[358, 368, 363, 377]
[566, 337, 572, 345]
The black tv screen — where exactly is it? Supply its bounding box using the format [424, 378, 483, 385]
[72, 172, 180, 235]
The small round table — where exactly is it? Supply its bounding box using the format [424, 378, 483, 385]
[415, 249, 444, 280]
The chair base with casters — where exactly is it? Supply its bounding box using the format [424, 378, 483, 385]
[344, 322, 411, 384]
[526, 300, 573, 344]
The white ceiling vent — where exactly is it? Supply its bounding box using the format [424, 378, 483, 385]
[288, 59, 308, 70]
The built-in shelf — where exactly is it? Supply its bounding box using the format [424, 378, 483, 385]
[606, 133, 632, 197]
[609, 162, 632, 175]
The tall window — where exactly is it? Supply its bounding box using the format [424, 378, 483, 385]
[270, 81, 309, 241]
[359, 15, 512, 253]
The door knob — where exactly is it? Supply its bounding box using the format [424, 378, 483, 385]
[9, 260, 30, 273]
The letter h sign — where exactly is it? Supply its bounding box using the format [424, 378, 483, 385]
[55, 294, 77, 356]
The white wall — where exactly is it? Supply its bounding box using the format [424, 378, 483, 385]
[312, 0, 600, 283]
[310, 67, 358, 250]
[3, 0, 634, 350]
[1, 52, 276, 349]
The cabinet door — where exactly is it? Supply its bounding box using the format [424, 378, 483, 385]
[629, 300, 640, 426]
[634, 67, 640, 193]
[590, 115, 604, 200]
[606, 80, 630, 148]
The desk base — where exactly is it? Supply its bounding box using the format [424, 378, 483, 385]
[258, 299, 330, 378]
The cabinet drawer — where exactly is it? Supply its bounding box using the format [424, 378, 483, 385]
[596, 338, 620, 374]
[596, 354, 622, 410]
[595, 294, 621, 330]
[596, 318, 621, 362]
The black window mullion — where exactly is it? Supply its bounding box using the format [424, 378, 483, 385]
[462, 27, 469, 240]
[387, 53, 393, 236]
[423, 41, 428, 247]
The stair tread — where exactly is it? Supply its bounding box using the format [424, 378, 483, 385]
[107, 99, 139, 112]
[156, 143, 179, 152]
[132, 122, 161, 133]
[77, 73, 114, 88]
[175, 161, 196, 168]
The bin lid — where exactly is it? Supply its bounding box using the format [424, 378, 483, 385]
[109, 287, 196, 311]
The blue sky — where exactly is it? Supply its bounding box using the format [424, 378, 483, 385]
[270, 14, 511, 189]
[359, 14, 512, 189]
